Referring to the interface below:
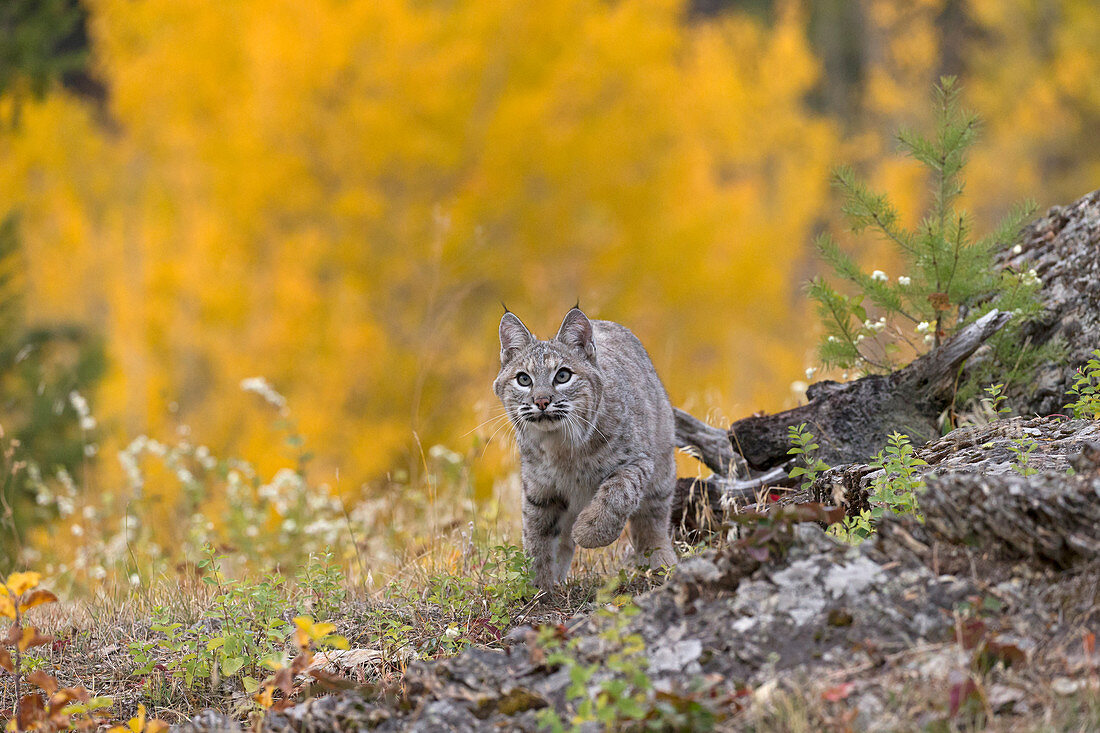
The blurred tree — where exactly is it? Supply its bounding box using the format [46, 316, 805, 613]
[0, 0, 100, 126]
[0, 214, 105, 571]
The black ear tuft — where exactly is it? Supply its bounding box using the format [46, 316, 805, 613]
[501, 301, 511, 314]
[499, 312, 533, 365]
[555, 308, 595, 360]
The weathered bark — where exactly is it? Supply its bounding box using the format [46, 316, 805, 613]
[806, 416, 1100, 516]
[983, 189, 1100, 416]
[674, 309, 1011, 476]
[916, 466, 1100, 569]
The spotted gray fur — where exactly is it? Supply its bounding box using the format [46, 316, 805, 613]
[493, 307, 676, 590]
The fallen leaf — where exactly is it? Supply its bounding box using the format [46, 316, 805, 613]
[821, 682, 854, 702]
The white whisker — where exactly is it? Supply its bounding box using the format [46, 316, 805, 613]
[461, 413, 509, 438]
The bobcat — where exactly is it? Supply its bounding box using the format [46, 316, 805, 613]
[493, 307, 676, 590]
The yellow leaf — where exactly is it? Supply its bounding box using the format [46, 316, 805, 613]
[322, 635, 349, 650]
[128, 703, 147, 732]
[0, 595, 14, 619]
[19, 590, 58, 613]
[5, 572, 41, 595]
[17, 625, 53, 652]
[254, 685, 275, 709]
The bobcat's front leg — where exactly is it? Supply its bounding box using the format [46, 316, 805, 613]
[522, 489, 569, 591]
[571, 459, 651, 549]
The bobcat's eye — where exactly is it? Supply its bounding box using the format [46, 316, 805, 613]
[515, 372, 532, 387]
[554, 368, 573, 385]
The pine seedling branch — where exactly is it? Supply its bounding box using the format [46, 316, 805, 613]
[809, 77, 1041, 379]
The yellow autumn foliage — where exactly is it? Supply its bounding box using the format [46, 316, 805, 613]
[1, 0, 1098, 574]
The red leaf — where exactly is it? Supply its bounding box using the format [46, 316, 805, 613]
[821, 682, 854, 702]
[958, 619, 987, 650]
[949, 674, 980, 718]
[981, 638, 1027, 668]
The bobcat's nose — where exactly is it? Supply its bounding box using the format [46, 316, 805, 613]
[533, 397, 551, 411]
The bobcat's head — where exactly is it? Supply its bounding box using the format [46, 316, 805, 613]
[493, 308, 602, 438]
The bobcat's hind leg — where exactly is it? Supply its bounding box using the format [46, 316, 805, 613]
[627, 496, 676, 570]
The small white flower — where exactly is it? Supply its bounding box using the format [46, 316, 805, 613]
[70, 524, 84, 537]
[897, 276, 911, 286]
[246, 525, 259, 538]
[924, 334, 935, 345]
[57, 496, 75, 517]
[90, 566, 107, 580]
[241, 376, 288, 413]
[69, 391, 96, 431]
[1012, 244, 1023, 255]
[856, 334, 865, 343]
[791, 380, 808, 394]
[805, 367, 817, 380]
[129, 573, 141, 586]
[871, 270, 888, 282]
[82, 505, 96, 520]
[444, 624, 461, 640]
[827, 335, 838, 343]
[916, 321, 931, 334]
[195, 445, 217, 471]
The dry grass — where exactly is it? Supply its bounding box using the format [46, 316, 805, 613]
[1, 523, 674, 726]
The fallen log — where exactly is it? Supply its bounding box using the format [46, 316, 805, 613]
[675, 309, 1012, 472]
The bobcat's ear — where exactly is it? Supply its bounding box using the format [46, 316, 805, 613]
[555, 308, 595, 360]
[499, 312, 534, 365]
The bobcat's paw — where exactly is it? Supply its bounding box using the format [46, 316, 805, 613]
[633, 545, 677, 570]
[571, 503, 624, 548]
[531, 565, 556, 593]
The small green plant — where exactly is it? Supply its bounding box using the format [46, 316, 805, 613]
[1008, 436, 1039, 476]
[199, 544, 293, 680]
[830, 432, 925, 544]
[127, 545, 355, 693]
[298, 550, 346, 621]
[787, 423, 830, 491]
[808, 77, 1044, 387]
[982, 383, 1012, 418]
[1065, 349, 1100, 419]
[536, 575, 724, 731]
